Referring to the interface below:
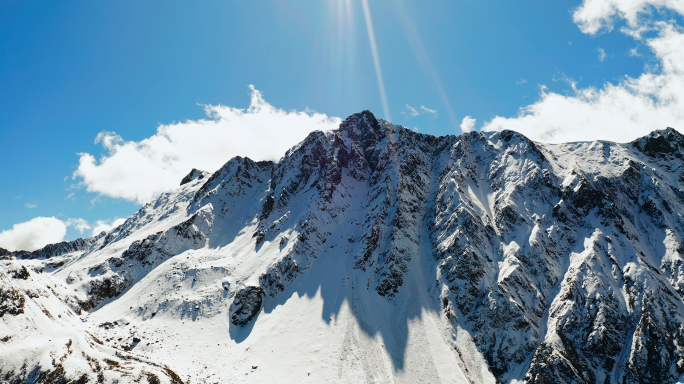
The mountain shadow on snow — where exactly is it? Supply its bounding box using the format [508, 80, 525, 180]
[2, 111, 684, 383]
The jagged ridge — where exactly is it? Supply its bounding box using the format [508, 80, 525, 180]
[2, 112, 684, 383]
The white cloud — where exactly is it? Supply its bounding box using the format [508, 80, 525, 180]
[91, 218, 127, 237]
[66, 218, 91, 234]
[25, 203, 37, 209]
[73, 85, 341, 204]
[482, 0, 684, 143]
[404, 104, 419, 116]
[460, 116, 477, 133]
[0, 217, 66, 252]
[516, 79, 528, 85]
[572, 0, 684, 34]
[0, 216, 131, 251]
[597, 47, 607, 61]
[420, 106, 437, 115]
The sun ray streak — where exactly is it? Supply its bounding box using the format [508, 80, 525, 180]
[394, 0, 459, 130]
[344, 0, 354, 71]
[361, 0, 391, 122]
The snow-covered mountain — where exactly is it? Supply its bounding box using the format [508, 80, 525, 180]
[2, 110, 684, 383]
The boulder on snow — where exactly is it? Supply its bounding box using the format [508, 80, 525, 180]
[0, 284, 25, 317]
[8, 263, 30, 280]
[230, 286, 263, 326]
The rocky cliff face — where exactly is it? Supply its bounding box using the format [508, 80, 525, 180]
[2, 111, 684, 383]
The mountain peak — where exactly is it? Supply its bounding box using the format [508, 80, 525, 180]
[630, 126, 683, 156]
[339, 110, 386, 135]
[180, 168, 209, 186]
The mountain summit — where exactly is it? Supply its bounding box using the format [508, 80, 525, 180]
[2, 111, 684, 383]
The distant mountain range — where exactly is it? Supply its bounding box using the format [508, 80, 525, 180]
[2, 110, 684, 383]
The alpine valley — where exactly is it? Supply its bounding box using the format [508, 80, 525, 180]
[3, 110, 684, 383]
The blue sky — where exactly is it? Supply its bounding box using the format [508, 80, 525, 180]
[1, 0, 682, 249]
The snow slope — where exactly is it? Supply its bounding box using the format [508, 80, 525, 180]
[2, 110, 684, 383]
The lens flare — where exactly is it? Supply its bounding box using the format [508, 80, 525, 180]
[361, 0, 391, 122]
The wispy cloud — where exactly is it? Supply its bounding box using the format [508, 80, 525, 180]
[460, 116, 477, 133]
[420, 106, 437, 116]
[404, 104, 419, 116]
[516, 79, 527, 85]
[25, 203, 37, 209]
[597, 47, 607, 62]
[552, 73, 579, 91]
[73, 86, 341, 204]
